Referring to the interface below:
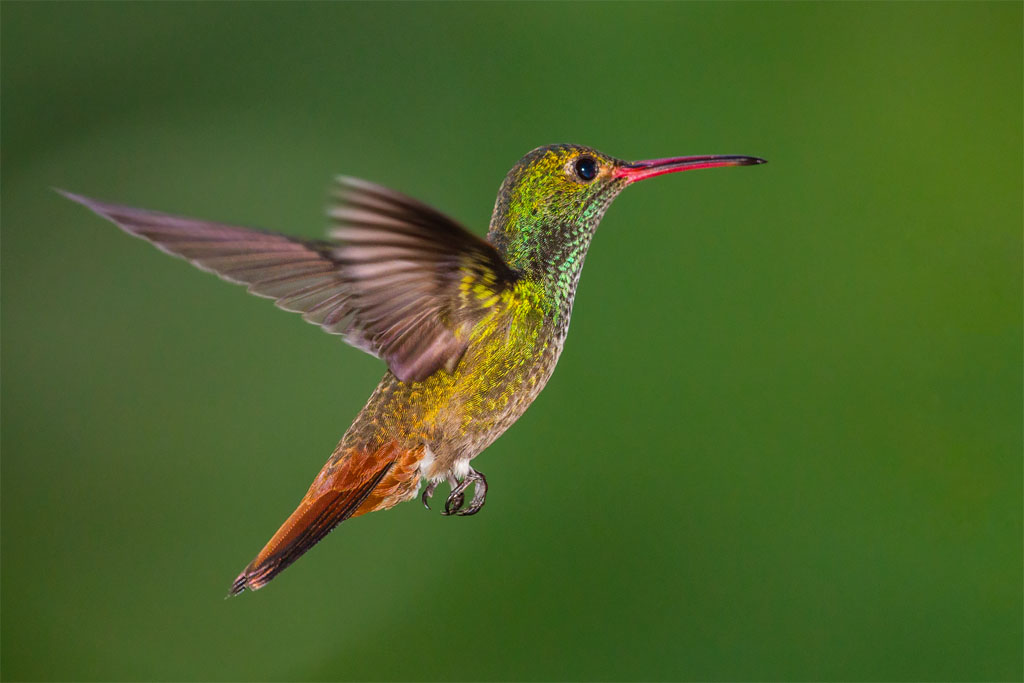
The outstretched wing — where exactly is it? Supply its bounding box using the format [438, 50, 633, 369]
[327, 176, 518, 381]
[61, 179, 517, 382]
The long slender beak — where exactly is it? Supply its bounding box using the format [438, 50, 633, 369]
[614, 155, 766, 183]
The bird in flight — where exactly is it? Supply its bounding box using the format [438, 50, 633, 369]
[62, 143, 765, 595]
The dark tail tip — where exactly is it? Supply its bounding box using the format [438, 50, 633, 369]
[226, 571, 251, 599]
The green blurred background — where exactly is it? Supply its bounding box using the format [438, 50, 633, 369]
[2, 2, 1021, 681]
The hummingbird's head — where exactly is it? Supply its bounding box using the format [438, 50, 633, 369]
[488, 143, 765, 286]
[489, 144, 626, 240]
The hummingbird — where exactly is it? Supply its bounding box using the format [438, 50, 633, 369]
[62, 144, 765, 595]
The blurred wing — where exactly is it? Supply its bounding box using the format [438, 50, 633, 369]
[328, 176, 518, 381]
[61, 180, 516, 382]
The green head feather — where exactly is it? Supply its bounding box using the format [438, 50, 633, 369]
[487, 144, 630, 307]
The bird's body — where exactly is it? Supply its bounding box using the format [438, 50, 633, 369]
[64, 143, 763, 594]
[346, 276, 558, 483]
[320, 274, 558, 515]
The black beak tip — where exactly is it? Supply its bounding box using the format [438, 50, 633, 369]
[747, 157, 768, 166]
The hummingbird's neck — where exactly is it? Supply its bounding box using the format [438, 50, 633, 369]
[487, 214, 596, 316]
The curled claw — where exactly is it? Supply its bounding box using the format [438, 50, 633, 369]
[444, 495, 464, 515]
[442, 468, 487, 517]
[456, 470, 487, 516]
[424, 476, 459, 512]
[443, 482, 465, 515]
[421, 480, 439, 510]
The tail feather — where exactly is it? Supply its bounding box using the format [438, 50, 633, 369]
[229, 441, 422, 596]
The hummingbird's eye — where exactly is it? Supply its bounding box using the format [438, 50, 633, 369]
[573, 156, 599, 182]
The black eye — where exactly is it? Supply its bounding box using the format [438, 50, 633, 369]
[573, 156, 599, 181]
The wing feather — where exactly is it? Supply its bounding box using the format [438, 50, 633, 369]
[62, 178, 518, 382]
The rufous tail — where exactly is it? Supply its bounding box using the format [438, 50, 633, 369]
[229, 441, 423, 596]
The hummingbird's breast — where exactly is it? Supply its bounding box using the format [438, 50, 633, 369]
[339, 278, 567, 480]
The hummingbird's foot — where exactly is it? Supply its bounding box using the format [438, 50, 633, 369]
[442, 467, 487, 517]
[421, 480, 438, 509]
[422, 476, 459, 511]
